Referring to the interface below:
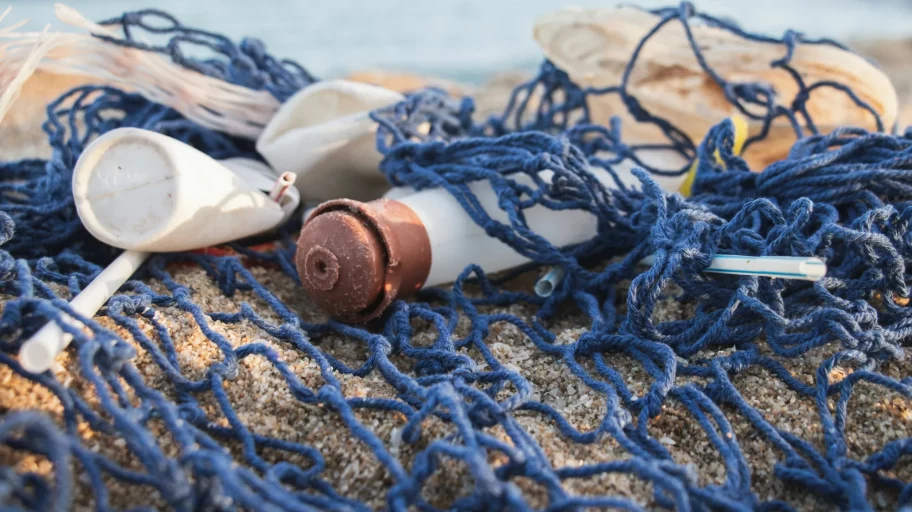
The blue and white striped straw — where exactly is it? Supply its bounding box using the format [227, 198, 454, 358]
[638, 254, 827, 281]
[535, 254, 826, 298]
[701, 254, 826, 281]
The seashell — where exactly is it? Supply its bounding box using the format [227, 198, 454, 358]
[534, 6, 898, 169]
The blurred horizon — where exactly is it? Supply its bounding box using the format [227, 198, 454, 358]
[5, 0, 912, 83]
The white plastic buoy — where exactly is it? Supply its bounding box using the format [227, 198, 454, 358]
[20, 128, 298, 374]
[256, 79, 405, 202]
[73, 128, 297, 252]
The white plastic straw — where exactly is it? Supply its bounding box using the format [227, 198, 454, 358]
[535, 254, 826, 297]
[19, 249, 149, 374]
[268, 172, 296, 202]
[638, 254, 827, 281]
[702, 254, 827, 280]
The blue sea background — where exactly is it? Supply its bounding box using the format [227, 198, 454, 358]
[6, 0, 912, 83]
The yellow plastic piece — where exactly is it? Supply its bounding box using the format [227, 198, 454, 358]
[678, 115, 748, 197]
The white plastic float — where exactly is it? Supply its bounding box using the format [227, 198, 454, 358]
[20, 128, 299, 373]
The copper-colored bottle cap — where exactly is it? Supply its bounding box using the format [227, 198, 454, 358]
[296, 198, 432, 323]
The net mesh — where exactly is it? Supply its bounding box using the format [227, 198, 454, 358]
[0, 3, 910, 511]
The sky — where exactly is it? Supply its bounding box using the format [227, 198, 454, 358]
[4, 0, 912, 81]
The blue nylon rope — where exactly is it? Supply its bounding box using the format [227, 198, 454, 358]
[1, 3, 911, 511]
[95, 9, 316, 102]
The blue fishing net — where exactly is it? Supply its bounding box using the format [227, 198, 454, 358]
[1, 3, 910, 511]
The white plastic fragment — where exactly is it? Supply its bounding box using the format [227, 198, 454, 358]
[257, 79, 404, 201]
[704, 254, 826, 281]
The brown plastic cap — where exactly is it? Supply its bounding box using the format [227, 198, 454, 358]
[296, 198, 432, 323]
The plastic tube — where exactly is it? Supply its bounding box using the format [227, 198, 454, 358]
[534, 267, 566, 297]
[19, 250, 149, 374]
[269, 172, 297, 202]
[296, 151, 689, 321]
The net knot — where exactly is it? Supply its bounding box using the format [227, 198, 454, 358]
[0, 212, 15, 246]
[106, 294, 152, 317]
[727, 81, 774, 104]
[639, 392, 664, 419]
[0, 252, 15, 280]
[207, 360, 239, 381]
[177, 403, 207, 424]
[93, 334, 138, 373]
[239, 37, 267, 62]
[522, 153, 551, 175]
[574, 331, 623, 356]
[719, 350, 757, 373]
[414, 353, 474, 377]
[678, 2, 695, 18]
[611, 406, 633, 429]
[468, 404, 501, 429]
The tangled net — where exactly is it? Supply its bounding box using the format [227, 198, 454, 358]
[0, 3, 910, 511]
